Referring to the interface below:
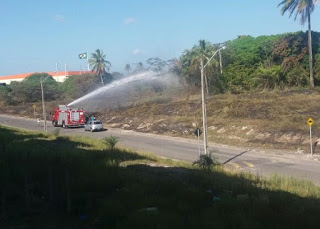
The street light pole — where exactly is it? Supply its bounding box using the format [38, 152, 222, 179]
[219, 50, 223, 74]
[200, 45, 225, 155]
[200, 56, 208, 155]
[40, 79, 47, 132]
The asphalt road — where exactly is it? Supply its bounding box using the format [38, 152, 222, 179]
[1, 114, 320, 184]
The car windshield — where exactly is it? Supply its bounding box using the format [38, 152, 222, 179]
[94, 122, 102, 124]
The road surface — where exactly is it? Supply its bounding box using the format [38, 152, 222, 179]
[1, 114, 320, 184]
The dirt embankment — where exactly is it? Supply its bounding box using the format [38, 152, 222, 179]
[94, 90, 320, 153]
[2, 90, 320, 152]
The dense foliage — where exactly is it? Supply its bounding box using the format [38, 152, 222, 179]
[61, 73, 101, 99]
[0, 72, 120, 105]
[177, 31, 320, 93]
[1, 73, 61, 105]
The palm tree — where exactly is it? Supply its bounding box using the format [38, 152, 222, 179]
[278, 0, 316, 88]
[89, 49, 111, 85]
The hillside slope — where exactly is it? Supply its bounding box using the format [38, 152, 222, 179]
[100, 89, 320, 152]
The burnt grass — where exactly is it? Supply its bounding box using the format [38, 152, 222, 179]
[2, 89, 320, 151]
[1, 126, 320, 228]
[99, 89, 320, 152]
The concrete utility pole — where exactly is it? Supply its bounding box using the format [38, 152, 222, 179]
[40, 79, 47, 132]
[200, 56, 208, 155]
[200, 45, 226, 155]
[219, 50, 223, 74]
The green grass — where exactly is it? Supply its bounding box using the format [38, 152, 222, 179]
[1, 126, 320, 228]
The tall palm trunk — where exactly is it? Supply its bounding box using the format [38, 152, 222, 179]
[308, 11, 314, 88]
[100, 73, 104, 85]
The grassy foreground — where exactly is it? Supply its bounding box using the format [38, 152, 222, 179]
[0, 126, 320, 228]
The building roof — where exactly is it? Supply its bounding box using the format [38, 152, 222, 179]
[0, 71, 92, 80]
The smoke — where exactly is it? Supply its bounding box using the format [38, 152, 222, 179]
[67, 71, 156, 107]
[67, 71, 183, 112]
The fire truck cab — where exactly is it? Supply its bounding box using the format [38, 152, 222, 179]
[52, 105, 85, 128]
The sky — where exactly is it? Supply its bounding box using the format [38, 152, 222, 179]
[1, 0, 320, 76]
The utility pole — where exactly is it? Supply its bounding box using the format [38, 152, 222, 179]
[87, 51, 90, 71]
[200, 56, 208, 155]
[56, 62, 58, 81]
[199, 43, 226, 156]
[204, 68, 209, 95]
[219, 50, 223, 74]
[40, 79, 47, 132]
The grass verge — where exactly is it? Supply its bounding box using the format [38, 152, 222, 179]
[0, 125, 320, 228]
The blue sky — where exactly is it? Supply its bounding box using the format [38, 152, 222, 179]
[1, 0, 320, 76]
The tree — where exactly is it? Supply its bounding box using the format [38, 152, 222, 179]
[167, 58, 182, 75]
[89, 49, 111, 85]
[278, 0, 316, 88]
[179, 41, 223, 93]
[9, 73, 60, 104]
[133, 62, 144, 73]
[146, 57, 167, 72]
[61, 73, 99, 99]
[124, 64, 131, 73]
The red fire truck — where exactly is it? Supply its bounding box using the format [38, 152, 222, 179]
[52, 105, 85, 128]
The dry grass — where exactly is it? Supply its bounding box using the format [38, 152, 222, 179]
[3, 88, 320, 151]
[102, 88, 320, 151]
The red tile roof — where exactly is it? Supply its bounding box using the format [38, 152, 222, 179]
[0, 71, 92, 80]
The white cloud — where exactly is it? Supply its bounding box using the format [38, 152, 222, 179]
[55, 14, 65, 23]
[123, 17, 137, 25]
[133, 49, 142, 55]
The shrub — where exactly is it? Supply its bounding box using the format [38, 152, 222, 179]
[52, 128, 60, 138]
[103, 135, 120, 151]
[193, 152, 220, 171]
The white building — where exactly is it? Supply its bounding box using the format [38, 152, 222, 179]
[0, 71, 91, 85]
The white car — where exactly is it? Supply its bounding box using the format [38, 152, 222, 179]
[84, 120, 104, 132]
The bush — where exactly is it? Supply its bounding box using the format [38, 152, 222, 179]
[60, 73, 99, 99]
[52, 128, 60, 138]
[0, 85, 11, 105]
[252, 65, 284, 89]
[103, 135, 120, 151]
[193, 152, 220, 171]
